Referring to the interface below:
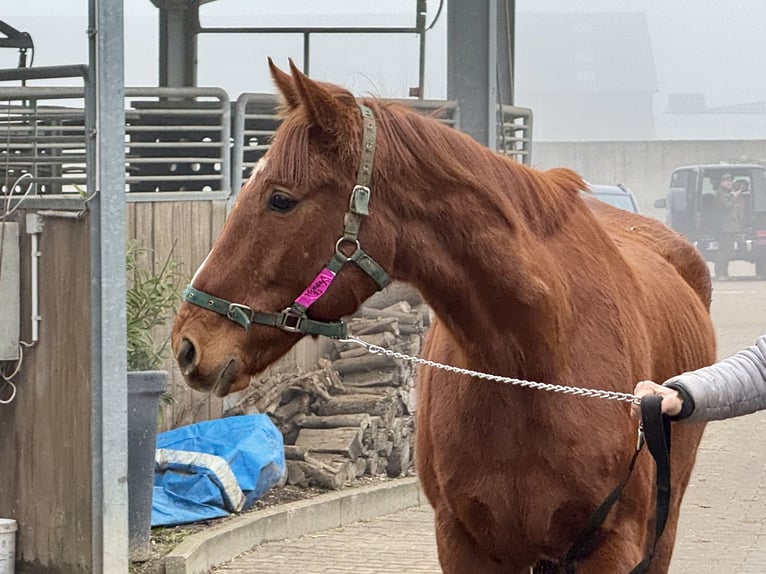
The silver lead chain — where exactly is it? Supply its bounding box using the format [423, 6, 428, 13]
[339, 335, 639, 404]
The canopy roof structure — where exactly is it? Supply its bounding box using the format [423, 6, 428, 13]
[145, 0, 515, 147]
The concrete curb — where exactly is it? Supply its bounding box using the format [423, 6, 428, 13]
[163, 477, 425, 574]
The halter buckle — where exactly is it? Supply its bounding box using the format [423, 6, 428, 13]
[349, 185, 371, 215]
[227, 303, 253, 324]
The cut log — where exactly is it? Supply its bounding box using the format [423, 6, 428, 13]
[341, 369, 399, 388]
[386, 441, 411, 478]
[315, 393, 398, 427]
[331, 386, 394, 398]
[359, 307, 420, 325]
[349, 317, 400, 336]
[298, 413, 371, 430]
[238, 372, 293, 415]
[363, 282, 423, 309]
[389, 417, 404, 440]
[274, 394, 309, 425]
[310, 453, 357, 485]
[295, 427, 364, 461]
[398, 323, 425, 336]
[285, 460, 346, 490]
[364, 452, 380, 476]
[363, 416, 380, 446]
[394, 336, 421, 356]
[283, 445, 307, 461]
[223, 365, 343, 417]
[353, 457, 367, 478]
[337, 346, 370, 360]
[415, 303, 432, 327]
[379, 301, 412, 315]
[333, 352, 400, 375]
[376, 434, 394, 458]
[286, 460, 310, 488]
[399, 383, 417, 416]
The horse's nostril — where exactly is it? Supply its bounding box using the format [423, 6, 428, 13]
[177, 337, 197, 375]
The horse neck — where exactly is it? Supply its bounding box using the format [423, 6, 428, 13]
[375, 114, 581, 378]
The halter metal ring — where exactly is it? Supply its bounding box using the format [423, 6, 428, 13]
[277, 308, 305, 333]
[335, 237, 360, 260]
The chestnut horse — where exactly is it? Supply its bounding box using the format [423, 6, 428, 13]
[171, 60, 715, 573]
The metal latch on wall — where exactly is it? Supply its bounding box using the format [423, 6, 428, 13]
[0, 214, 44, 362]
[25, 213, 43, 344]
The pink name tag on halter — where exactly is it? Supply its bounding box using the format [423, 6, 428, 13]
[295, 268, 337, 308]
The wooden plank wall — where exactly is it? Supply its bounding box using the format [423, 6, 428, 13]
[127, 200, 226, 430]
[0, 214, 93, 572]
[126, 200, 324, 431]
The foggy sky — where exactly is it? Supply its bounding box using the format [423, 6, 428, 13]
[2, 0, 766, 139]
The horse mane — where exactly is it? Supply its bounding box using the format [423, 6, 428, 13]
[365, 99, 586, 238]
[268, 87, 586, 240]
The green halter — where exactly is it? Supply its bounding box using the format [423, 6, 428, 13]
[183, 103, 389, 339]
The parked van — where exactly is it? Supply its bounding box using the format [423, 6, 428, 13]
[654, 163, 766, 277]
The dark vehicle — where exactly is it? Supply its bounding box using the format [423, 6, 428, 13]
[655, 163, 766, 277]
[586, 183, 640, 213]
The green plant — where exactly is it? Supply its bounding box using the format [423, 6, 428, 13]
[126, 241, 183, 371]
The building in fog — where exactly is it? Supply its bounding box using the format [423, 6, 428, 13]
[515, 11, 657, 142]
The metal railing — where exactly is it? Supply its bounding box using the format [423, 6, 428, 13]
[230, 94, 460, 194]
[124, 87, 231, 201]
[0, 87, 87, 195]
[0, 84, 231, 201]
[497, 104, 533, 165]
[2, 76, 508, 202]
[230, 93, 281, 196]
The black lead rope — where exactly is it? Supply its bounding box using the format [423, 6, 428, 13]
[561, 448, 642, 572]
[628, 395, 672, 574]
[559, 395, 671, 574]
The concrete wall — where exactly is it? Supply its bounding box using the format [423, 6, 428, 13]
[532, 140, 766, 221]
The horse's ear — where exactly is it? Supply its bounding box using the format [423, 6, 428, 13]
[288, 58, 348, 134]
[268, 57, 300, 111]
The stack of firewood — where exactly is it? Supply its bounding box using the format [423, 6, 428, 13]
[224, 283, 429, 490]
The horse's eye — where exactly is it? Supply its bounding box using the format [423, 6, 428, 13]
[268, 191, 297, 213]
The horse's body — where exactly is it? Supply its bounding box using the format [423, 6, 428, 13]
[171, 61, 715, 573]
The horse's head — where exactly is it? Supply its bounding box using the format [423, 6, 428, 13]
[171, 59, 397, 396]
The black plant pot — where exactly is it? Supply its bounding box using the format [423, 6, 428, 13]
[127, 370, 168, 562]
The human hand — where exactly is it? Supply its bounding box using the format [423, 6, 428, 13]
[631, 380, 683, 418]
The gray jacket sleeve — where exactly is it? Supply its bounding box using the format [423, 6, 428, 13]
[663, 334, 766, 423]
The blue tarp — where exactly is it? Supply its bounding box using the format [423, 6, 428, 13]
[151, 414, 285, 527]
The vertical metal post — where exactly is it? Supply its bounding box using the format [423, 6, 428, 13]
[416, 0, 427, 99]
[497, 0, 515, 106]
[88, 0, 128, 571]
[447, 0, 498, 148]
[156, 0, 198, 87]
[487, 0, 497, 150]
[303, 32, 310, 76]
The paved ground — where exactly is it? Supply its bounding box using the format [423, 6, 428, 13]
[216, 266, 766, 573]
[668, 266, 766, 573]
[213, 505, 437, 573]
